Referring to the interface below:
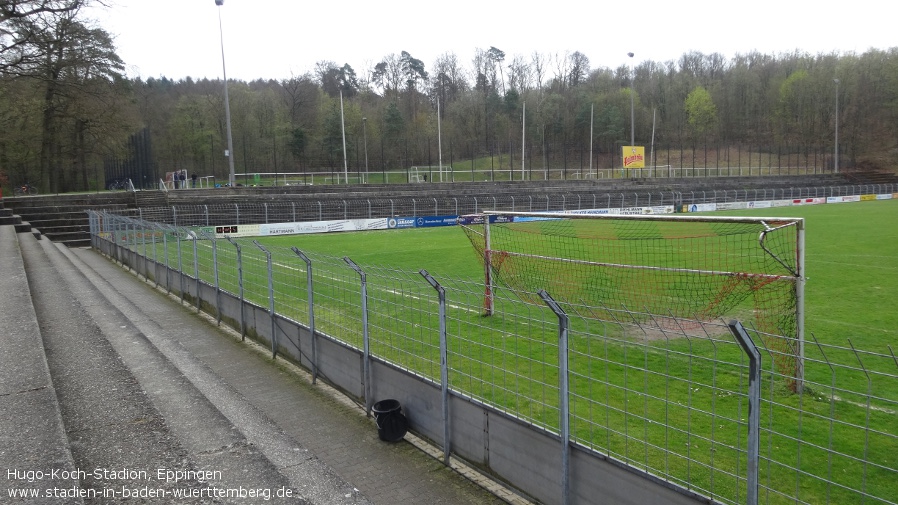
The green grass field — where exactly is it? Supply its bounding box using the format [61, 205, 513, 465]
[261, 199, 898, 352]
[138, 199, 898, 504]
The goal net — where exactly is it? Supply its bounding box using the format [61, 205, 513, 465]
[458, 211, 805, 390]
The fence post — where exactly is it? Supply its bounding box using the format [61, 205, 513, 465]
[728, 320, 761, 505]
[225, 237, 246, 339]
[201, 230, 221, 324]
[115, 216, 124, 265]
[192, 232, 200, 314]
[163, 227, 171, 294]
[127, 219, 135, 271]
[538, 289, 570, 505]
[141, 218, 149, 277]
[253, 241, 277, 358]
[420, 269, 451, 466]
[344, 257, 372, 415]
[177, 230, 184, 304]
[151, 225, 159, 289]
[292, 248, 318, 384]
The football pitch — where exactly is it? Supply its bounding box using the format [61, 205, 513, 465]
[259, 199, 898, 354]
[253, 199, 897, 504]
[149, 199, 897, 504]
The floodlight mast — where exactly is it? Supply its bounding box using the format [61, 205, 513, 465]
[834, 78, 840, 174]
[628, 52, 635, 148]
[216, 0, 236, 187]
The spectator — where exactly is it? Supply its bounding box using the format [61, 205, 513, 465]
[191, 173, 198, 188]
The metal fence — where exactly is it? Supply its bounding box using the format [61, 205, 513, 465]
[122, 183, 897, 227]
[88, 199, 897, 505]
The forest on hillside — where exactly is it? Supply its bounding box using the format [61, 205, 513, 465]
[2, 0, 898, 192]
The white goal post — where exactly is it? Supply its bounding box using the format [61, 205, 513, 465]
[458, 210, 807, 392]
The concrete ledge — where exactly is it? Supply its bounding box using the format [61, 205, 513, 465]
[0, 226, 79, 497]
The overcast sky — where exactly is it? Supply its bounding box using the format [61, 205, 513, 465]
[86, 0, 896, 82]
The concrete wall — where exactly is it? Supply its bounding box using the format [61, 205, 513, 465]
[101, 237, 712, 505]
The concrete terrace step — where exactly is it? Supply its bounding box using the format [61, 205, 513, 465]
[2, 231, 515, 505]
[17, 232, 370, 504]
[0, 225, 80, 500]
[13, 220, 31, 233]
[40, 230, 90, 247]
[67, 245, 514, 505]
[0, 214, 21, 225]
[24, 220, 90, 232]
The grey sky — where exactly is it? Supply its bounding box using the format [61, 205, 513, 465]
[87, 0, 896, 82]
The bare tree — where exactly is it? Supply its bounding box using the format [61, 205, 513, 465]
[567, 51, 589, 88]
[371, 53, 403, 98]
[0, 0, 99, 74]
[507, 54, 531, 93]
[431, 51, 467, 110]
[530, 51, 546, 91]
[279, 72, 316, 125]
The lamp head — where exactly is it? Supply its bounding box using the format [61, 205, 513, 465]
[627, 52, 634, 58]
[215, 0, 224, 5]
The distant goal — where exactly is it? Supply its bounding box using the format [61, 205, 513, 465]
[458, 211, 806, 390]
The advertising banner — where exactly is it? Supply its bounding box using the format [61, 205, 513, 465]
[260, 223, 299, 236]
[684, 203, 717, 213]
[207, 224, 260, 238]
[457, 215, 484, 225]
[294, 222, 329, 234]
[568, 208, 623, 215]
[791, 197, 826, 205]
[876, 194, 893, 200]
[716, 202, 749, 211]
[826, 195, 861, 204]
[324, 219, 389, 232]
[387, 217, 417, 229]
[622, 146, 646, 169]
[860, 194, 877, 201]
[416, 215, 459, 228]
[747, 201, 772, 209]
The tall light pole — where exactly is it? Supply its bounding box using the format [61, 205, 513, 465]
[627, 52, 635, 178]
[362, 117, 369, 182]
[215, 0, 236, 187]
[834, 78, 840, 174]
[628, 52, 635, 148]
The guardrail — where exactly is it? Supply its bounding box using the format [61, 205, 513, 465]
[87, 200, 898, 505]
[119, 183, 897, 227]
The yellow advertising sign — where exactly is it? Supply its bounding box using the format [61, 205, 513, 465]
[622, 146, 645, 169]
[860, 194, 876, 201]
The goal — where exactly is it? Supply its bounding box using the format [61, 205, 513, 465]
[458, 211, 806, 390]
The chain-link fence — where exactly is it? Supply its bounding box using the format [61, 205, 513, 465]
[120, 182, 896, 227]
[88, 202, 897, 505]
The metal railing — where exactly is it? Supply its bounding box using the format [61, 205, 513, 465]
[88, 201, 898, 505]
[118, 183, 898, 227]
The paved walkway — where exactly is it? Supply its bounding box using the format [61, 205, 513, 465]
[3, 227, 523, 504]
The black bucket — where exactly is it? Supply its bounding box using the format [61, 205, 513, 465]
[372, 399, 408, 442]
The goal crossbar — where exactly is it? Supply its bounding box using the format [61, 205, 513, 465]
[461, 210, 807, 392]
